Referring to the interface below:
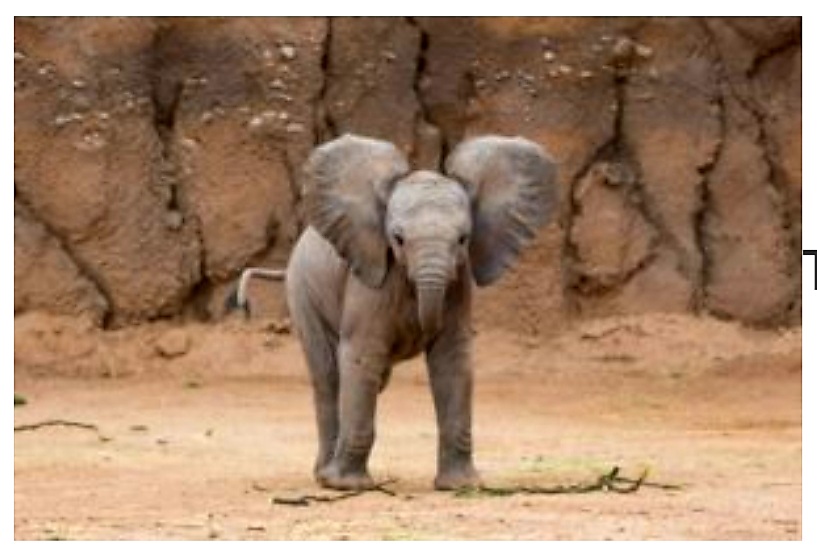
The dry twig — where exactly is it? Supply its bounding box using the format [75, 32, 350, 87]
[14, 419, 111, 442]
[455, 466, 681, 498]
[271, 479, 398, 507]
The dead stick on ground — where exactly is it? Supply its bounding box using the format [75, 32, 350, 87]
[14, 419, 111, 442]
[455, 466, 682, 498]
[271, 479, 399, 507]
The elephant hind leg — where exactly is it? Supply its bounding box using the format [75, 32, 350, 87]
[289, 306, 340, 477]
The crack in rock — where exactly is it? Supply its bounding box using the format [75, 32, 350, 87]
[14, 189, 112, 326]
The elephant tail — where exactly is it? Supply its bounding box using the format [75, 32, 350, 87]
[224, 267, 286, 318]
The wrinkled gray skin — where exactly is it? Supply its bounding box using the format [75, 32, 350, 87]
[286, 134, 557, 490]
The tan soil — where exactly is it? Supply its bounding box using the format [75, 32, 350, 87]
[14, 313, 801, 540]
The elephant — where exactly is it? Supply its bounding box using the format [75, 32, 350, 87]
[284, 133, 557, 491]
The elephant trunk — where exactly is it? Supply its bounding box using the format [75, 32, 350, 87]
[415, 260, 449, 337]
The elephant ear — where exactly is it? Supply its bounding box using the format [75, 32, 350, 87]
[445, 136, 557, 287]
[303, 134, 410, 288]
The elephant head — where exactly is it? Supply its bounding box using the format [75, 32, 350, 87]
[303, 134, 557, 335]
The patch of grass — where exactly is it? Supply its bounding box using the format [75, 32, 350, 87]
[14, 393, 27, 407]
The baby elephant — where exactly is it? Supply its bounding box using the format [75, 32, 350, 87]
[287, 133, 557, 490]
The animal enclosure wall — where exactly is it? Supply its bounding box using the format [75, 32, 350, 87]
[14, 17, 801, 333]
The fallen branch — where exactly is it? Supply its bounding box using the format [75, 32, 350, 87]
[271, 479, 398, 507]
[14, 419, 111, 442]
[455, 466, 681, 498]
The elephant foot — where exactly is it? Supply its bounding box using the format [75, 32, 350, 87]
[316, 462, 375, 491]
[434, 465, 482, 491]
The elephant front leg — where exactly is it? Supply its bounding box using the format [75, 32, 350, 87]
[426, 332, 481, 490]
[317, 342, 385, 491]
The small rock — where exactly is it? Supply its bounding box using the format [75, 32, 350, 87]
[279, 44, 297, 61]
[72, 78, 87, 89]
[517, 71, 535, 83]
[247, 114, 266, 131]
[155, 329, 190, 358]
[558, 64, 573, 75]
[543, 50, 556, 62]
[75, 130, 107, 152]
[635, 44, 653, 59]
[53, 113, 83, 127]
[494, 70, 511, 81]
[164, 210, 184, 231]
[268, 78, 286, 90]
[200, 111, 214, 124]
[382, 50, 397, 62]
[37, 63, 55, 77]
[14, 51, 25, 62]
[579, 70, 594, 79]
[179, 137, 199, 151]
[285, 122, 305, 134]
[267, 318, 291, 334]
[611, 37, 651, 65]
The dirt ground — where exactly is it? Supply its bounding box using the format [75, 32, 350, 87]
[14, 313, 801, 540]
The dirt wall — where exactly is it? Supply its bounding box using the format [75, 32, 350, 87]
[14, 17, 801, 332]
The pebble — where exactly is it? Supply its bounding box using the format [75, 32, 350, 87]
[268, 78, 286, 90]
[279, 44, 297, 61]
[285, 122, 305, 134]
[14, 51, 25, 62]
[37, 63, 55, 77]
[248, 110, 281, 131]
[382, 50, 397, 62]
[164, 210, 184, 231]
[76, 130, 107, 152]
[635, 44, 653, 59]
[53, 112, 84, 127]
[155, 329, 191, 358]
[612, 37, 636, 61]
[543, 50, 556, 62]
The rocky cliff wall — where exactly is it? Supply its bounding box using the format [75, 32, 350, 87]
[14, 17, 801, 332]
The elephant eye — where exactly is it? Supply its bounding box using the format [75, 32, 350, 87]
[458, 234, 469, 246]
[393, 232, 404, 246]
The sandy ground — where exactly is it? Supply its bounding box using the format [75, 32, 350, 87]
[14, 313, 801, 540]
